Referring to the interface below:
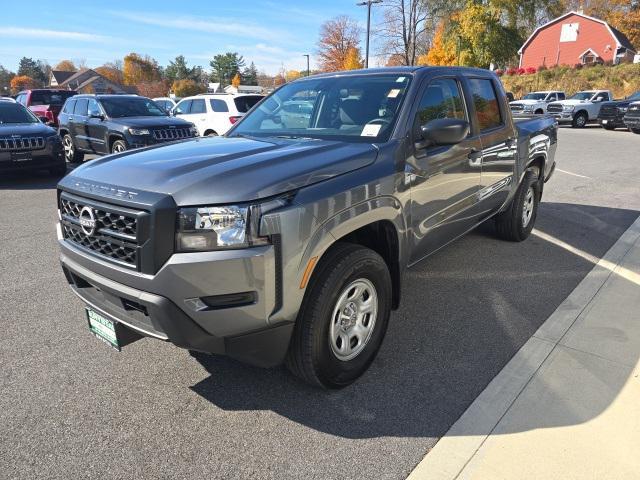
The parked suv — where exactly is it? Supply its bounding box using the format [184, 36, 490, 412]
[58, 94, 198, 163]
[1, 100, 65, 175]
[509, 91, 565, 116]
[15, 89, 77, 126]
[597, 91, 640, 130]
[172, 93, 263, 136]
[624, 101, 640, 134]
[57, 67, 558, 388]
[546, 90, 612, 128]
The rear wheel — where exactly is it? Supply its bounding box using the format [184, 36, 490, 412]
[572, 112, 588, 128]
[602, 124, 615, 130]
[204, 130, 218, 137]
[111, 139, 127, 153]
[63, 134, 83, 163]
[286, 243, 392, 389]
[631, 128, 640, 135]
[494, 170, 540, 242]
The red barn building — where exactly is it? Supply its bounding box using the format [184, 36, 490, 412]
[518, 11, 636, 69]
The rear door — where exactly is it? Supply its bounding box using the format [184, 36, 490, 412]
[209, 97, 231, 134]
[188, 98, 208, 133]
[407, 76, 483, 263]
[86, 99, 108, 153]
[71, 98, 89, 150]
[465, 77, 517, 214]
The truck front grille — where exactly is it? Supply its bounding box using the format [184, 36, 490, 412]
[0, 136, 45, 151]
[510, 103, 524, 111]
[598, 105, 618, 119]
[625, 105, 640, 118]
[152, 128, 193, 141]
[59, 193, 145, 269]
[547, 104, 563, 114]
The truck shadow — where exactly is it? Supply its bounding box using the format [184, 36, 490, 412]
[189, 202, 639, 439]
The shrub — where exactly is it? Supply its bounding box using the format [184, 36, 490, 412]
[506, 67, 517, 75]
[525, 67, 536, 74]
[495, 69, 504, 76]
[516, 67, 526, 75]
[574, 63, 583, 70]
[537, 65, 547, 72]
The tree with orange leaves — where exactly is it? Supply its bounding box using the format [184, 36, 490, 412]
[421, 21, 458, 66]
[10, 75, 38, 93]
[317, 16, 362, 72]
[342, 47, 364, 70]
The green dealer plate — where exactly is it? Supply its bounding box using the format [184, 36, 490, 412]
[86, 308, 120, 351]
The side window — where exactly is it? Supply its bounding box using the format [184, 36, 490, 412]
[558, 92, 566, 100]
[63, 99, 76, 114]
[414, 78, 466, 132]
[174, 100, 191, 114]
[547, 93, 557, 102]
[88, 99, 101, 117]
[190, 99, 206, 114]
[210, 99, 229, 112]
[468, 78, 503, 132]
[16, 94, 26, 105]
[74, 98, 88, 116]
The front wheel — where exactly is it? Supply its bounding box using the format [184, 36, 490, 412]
[631, 128, 640, 135]
[572, 112, 588, 128]
[111, 139, 127, 153]
[286, 243, 392, 389]
[602, 124, 615, 130]
[494, 170, 540, 242]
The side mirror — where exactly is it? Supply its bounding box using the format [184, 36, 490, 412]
[417, 118, 470, 149]
[89, 112, 104, 120]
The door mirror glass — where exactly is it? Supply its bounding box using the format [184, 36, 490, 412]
[420, 118, 470, 146]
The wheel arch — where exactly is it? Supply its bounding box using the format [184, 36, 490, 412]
[108, 133, 126, 151]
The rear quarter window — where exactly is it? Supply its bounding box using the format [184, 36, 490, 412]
[63, 99, 76, 114]
[234, 95, 263, 113]
[210, 99, 229, 112]
[468, 78, 503, 132]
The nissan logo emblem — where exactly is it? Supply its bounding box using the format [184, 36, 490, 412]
[79, 206, 97, 236]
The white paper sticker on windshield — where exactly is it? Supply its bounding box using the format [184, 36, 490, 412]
[396, 76, 406, 82]
[388, 89, 401, 98]
[361, 124, 382, 137]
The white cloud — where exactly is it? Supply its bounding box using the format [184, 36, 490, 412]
[0, 27, 109, 42]
[110, 12, 290, 43]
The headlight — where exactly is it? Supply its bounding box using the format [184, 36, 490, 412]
[562, 105, 575, 112]
[618, 107, 628, 113]
[523, 106, 534, 112]
[189, 126, 199, 136]
[176, 197, 289, 252]
[129, 128, 150, 136]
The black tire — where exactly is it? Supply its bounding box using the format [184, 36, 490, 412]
[572, 112, 588, 128]
[111, 139, 127, 154]
[62, 134, 83, 164]
[602, 123, 615, 130]
[286, 243, 392, 389]
[534, 109, 544, 115]
[204, 130, 218, 137]
[494, 170, 540, 242]
[631, 128, 640, 135]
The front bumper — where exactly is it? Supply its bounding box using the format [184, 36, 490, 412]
[598, 114, 626, 128]
[0, 143, 64, 172]
[624, 116, 640, 129]
[550, 112, 574, 123]
[59, 235, 293, 367]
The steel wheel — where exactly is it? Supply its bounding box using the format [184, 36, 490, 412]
[63, 135, 74, 160]
[522, 186, 535, 227]
[329, 278, 378, 361]
[112, 141, 126, 153]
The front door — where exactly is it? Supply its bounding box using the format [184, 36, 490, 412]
[407, 77, 482, 264]
[70, 98, 89, 150]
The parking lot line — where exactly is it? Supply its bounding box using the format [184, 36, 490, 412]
[556, 168, 591, 179]
[406, 214, 640, 480]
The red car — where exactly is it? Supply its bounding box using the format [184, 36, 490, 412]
[15, 89, 77, 126]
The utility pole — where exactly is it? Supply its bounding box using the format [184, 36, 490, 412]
[357, 0, 382, 68]
[303, 54, 310, 77]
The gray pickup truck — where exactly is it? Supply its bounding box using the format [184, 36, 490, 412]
[57, 67, 557, 388]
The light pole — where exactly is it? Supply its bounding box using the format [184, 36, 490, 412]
[357, 0, 382, 68]
[303, 54, 310, 77]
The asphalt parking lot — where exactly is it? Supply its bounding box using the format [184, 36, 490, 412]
[1, 126, 639, 480]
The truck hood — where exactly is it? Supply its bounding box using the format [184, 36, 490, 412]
[0, 122, 57, 136]
[600, 99, 637, 108]
[511, 99, 543, 106]
[65, 136, 379, 205]
[554, 99, 594, 106]
[109, 116, 193, 128]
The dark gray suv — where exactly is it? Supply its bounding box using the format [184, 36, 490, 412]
[58, 94, 198, 163]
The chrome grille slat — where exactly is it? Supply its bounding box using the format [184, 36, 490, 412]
[0, 136, 45, 151]
[152, 128, 192, 141]
[547, 104, 563, 113]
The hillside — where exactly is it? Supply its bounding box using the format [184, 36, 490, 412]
[500, 63, 640, 99]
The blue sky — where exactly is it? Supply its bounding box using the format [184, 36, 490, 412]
[0, 0, 383, 74]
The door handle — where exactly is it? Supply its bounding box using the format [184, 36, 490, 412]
[468, 149, 482, 167]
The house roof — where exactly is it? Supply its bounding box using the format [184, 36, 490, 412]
[518, 11, 637, 55]
[50, 70, 75, 85]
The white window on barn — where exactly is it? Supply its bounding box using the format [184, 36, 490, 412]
[560, 22, 579, 42]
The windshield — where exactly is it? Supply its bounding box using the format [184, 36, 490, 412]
[230, 74, 411, 142]
[569, 92, 595, 101]
[30, 90, 76, 106]
[100, 97, 166, 118]
[234, 95, 263, 113]
[522, 93, 547, 101]
[627, 91, 640, 101]
[0, 102, 39, 124]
